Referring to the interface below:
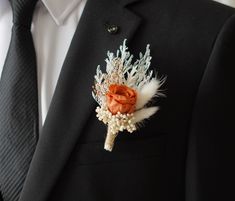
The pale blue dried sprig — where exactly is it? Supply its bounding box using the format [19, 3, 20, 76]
[92, 39, 157, 107]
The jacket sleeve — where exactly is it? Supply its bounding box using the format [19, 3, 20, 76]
[185, 14, 235, 201]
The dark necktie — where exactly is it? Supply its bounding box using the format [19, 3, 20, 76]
[0, 0, 39, 200]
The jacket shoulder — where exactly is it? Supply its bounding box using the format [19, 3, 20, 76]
[132, 0, 235, 27]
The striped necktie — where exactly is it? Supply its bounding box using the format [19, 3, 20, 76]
[0, 0, 39, 200]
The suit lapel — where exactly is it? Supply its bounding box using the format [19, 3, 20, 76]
[19, 0, 142, 200]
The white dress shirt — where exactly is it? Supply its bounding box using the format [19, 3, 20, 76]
[215, 0, 235, 7]
[0, 0, 87, 132]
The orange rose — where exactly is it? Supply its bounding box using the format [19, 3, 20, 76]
[106, 84, 137, 115]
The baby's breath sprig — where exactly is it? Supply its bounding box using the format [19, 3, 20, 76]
[96, 106, 136, 151]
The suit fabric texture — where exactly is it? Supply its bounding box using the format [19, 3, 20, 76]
[0, 0, 234, 200]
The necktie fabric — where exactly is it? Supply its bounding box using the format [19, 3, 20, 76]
[0, 0, 39, 200]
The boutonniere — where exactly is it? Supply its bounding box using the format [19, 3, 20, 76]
[92, 39, 166, 151]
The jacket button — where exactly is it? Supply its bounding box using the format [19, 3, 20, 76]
[107, 25, 119, 34]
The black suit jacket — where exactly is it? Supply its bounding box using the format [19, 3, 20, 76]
[1, 0, 234, 200]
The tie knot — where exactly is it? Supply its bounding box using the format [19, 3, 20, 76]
[10, 0, 38, 28]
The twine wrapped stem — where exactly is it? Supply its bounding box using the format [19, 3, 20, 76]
[104, 126, 118, 151]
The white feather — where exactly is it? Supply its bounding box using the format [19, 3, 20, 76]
[133, 107, 159, 124]
[136, 79, 160, 110]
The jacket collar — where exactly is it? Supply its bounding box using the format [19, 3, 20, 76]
[116, 0, 141, 6]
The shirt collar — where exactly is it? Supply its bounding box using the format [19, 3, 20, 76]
[41, 0, 82, 25]
[0, 0, 10, 18]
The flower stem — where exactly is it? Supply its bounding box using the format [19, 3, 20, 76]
[104, 126, 118, 151]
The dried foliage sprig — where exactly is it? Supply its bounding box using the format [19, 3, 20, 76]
[92, 39, 166, 151]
